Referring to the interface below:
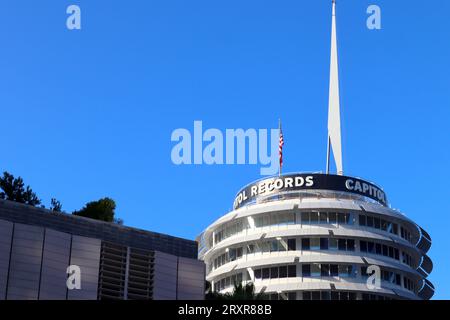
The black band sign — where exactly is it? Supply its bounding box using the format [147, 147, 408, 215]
[233, 173, 388, 209]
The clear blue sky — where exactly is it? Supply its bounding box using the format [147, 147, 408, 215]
[0, 0, 448, 299]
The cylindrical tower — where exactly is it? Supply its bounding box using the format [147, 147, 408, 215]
[197, 173, 433, 300]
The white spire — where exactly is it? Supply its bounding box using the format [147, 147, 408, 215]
[326, 0, 343, 175]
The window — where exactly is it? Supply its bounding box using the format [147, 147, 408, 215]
[310, 212, 319, 224]
[339, 265, 353, 277]
[338, 239, 347, 251]
[262, 268, 270, 279]
[321, 264, 330, 277]
[279, 266, 287, 278]
[247, 244, 255, 254]
[302, 264, 311, 277]
[382, 245, 388, 256]
[329, 212, 337, 224]
[367, 241, 375, 254]
[288, 265, 296, 277]
[393, 223, 398, 235]
[321, 291, 331, 300]
[320, 212, 328, 224]
[329, 238, 338, 250]
[347, 239, 355, 251]
[311, 264, 321, 277]
[374, 218, 381, 229]
[270, 267, 279, 279]
[359, 215, 367, 226]
[376, 243, 382, 255]
[270, 240, 279, 252]
[311, 291, 321, 300]
[288, 238, 296, 251]
[301, 212, 310, 224]
[320, 238, 329, 250]
[337, 213, 346, 224]
[301, 238, 310, 250]
[330, 264, 338, 277]
[345, 213, 352, 224]
[254, 269, 262, 279]
[311, 238, 320, 250]
[367, 216, 374, 227]
[288, 292, 297, 300]
[303, 292, 312, 300]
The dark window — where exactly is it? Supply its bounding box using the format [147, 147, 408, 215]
[376, 243, 382, 255]
[360, 241, 367, 252]
[347, 239, 355, 251]
[368, 242, 375, 254]
[328, 212, 337, 224]
[279, 266, 287, 278]
[381, 220, 388, 231]
[331, 291, 339, 300]
[262, 268, 270, 279]
[338, 239, 346, 251]
[367, 216, 374, 227]
[394, 249, 399, 260]
[321, 264, 330, 277]
[288, 292, 297, 300]
[340, 292, 349, 300]
[254, 269, 262, 279]
[310, 212, 319, 224]
[361, 266, 368, 277]
[345, 213, 351, 224]
[395, 274, 401, 286]
[320, 212, 328, 223]
[349, 292, 357, 300]
[321, 291, 331, 300]
[288, 239, 296, 251]
[374, 218, 381, 229]
[382, 245, 388, 256]
[320, 238, 329, 250]
[388, 247, 394, 258]
[270, 267, 279, 279]
[330, 264, 339, 277]
[311, 291, 321, 300]
[302, 238, 310, 250]
[301, 212, 310, 223]
[302, 291, 312, 300]
[270, 293, 278, 300]
[337, 213, 346, 224]
[288, 265, 296, 277]
[393, 224, 398, 235]
[302, 264, 311, 277]
[359, 215, 367, 226]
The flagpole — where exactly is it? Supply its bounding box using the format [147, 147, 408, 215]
[278, 118, 282, 177]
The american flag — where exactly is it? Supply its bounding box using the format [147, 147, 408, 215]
[279, 122, 284, 174]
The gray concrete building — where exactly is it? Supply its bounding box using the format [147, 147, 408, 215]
[0, 199, 205, 300]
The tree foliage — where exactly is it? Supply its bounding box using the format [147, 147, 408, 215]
[0, 171, 41, 206]
[205, 282, 267, 300]
[72, 197, 116, 222]
[50, 198, 63, 212]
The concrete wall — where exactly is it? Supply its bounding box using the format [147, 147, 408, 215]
[39, 229, 71, 300]
[153, 251, 178, 300]
[177, 257, 205, 300]
[0, 220, 13, 299]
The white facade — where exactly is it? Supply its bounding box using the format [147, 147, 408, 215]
[197, 174, 434, 300]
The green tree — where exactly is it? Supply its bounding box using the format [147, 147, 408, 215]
[206, 282, 266, 300]
[50, 198, 63, 212]
[0, 171, 41, 206]
[72, 197, 117, 222]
